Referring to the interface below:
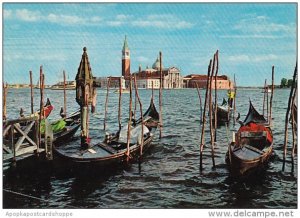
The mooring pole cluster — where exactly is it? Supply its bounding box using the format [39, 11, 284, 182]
[199, 50, 220, 171]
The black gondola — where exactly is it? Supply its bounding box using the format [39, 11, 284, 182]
[50, 110, 81, 144]
[53, 99, 160, 166]
[215, 98, 232, 123]
[226, 101, 273, 177]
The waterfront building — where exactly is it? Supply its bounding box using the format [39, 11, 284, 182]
[183, 74, 234, 89]
[95, 36, 183, 89]
[93, 76, 126, 89]
[133, 57, 183, 89]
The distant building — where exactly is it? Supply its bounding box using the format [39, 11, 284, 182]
[183, 74, 234, 89]
[122, 35, 130, 79]
[133, 57, 183, 89]
[95, 36, 183, 89]
[93, 76, 126, 89]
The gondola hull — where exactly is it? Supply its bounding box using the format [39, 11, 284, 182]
[217, 105, 231, 122]
[53, 100, 159, 167]
[226, 143, 273, 177]
[54, 131, 156, 166]
[52, 124, 80, 145]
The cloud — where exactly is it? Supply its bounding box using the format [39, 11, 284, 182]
[5, 8, 102, 26]
[136, 56, 150, 63]
[227, 55, 250, 62]
[47, 14, 85, 25]
[227, 54, 278, 63]
[91, 16, 102, 22]
[15, 9, 41, 22]
[5, 9, 193, 29]
[234, 15, 295, 34]
[132, 14, 194, 29]
[3, 9, 12, 19]
[220, 14, 295, 39]
[116, 14, 131, 20]
[220, 34, 285, 39]
[253, 54, 278, 62]
[106, 21, 123, 26]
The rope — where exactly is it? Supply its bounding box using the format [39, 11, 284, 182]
[3, 189, 78, 208]
[4, 189, 49, 202]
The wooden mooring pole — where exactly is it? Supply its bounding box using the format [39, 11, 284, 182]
[283, 63, 297, 170]
[233, 74, 237, 126]
[134, 78, 137, 121]
[266, 81, 269, 122]
[126, 76, 133, 161]
[195, 82, 202, 124]
[291, 85, 297, 160]
[134, 75, 144, 156]
[263, 79, 267, 117]
[159, 51, 163, 139]
[200, 59, 212, 171]
[3, 82, 8, 120]
[118, 77, 122, 131]
[152, 81, 154, 101]
[269, 66, 275, 126]
[104, 77, 111, 130]
[30, 71, 34, 114]
[63, 70, 67, 116]
[214, 50, 219, 141]
[38, 66, 44, 155]
[209, 54, 216, 168]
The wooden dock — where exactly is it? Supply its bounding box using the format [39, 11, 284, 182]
[3, 116, 44, 163]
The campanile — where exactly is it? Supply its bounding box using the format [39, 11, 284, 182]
[122, 35, 130, 78]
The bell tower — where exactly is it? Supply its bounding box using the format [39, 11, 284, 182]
[122, 35, 130, 78]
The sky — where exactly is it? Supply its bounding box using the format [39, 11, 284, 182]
[2, 3, 297, 86]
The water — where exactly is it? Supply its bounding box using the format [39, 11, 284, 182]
[3, 88, 297, 208]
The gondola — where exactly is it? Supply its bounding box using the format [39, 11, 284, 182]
[226, 101, 273, 177]
[44, 110, 81, 145]
[53, 99, 159, 166]
[30, 98, 54, 119]
[215, 98, 232, 122]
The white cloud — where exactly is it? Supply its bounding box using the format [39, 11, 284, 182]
[3, 9, 12, 19]
[227, 54, 278, 63]
[234, 15, 295, 34]
[227, 55, 250, 62]
[220, 34, 284, 39]
[136, 56, 149, 63]
[15, 9, 41, 22]
[6, 9, 192, 29]
[253, 54, 278, 62]
[91, 16, 102, 23]
[116, 14, 131, 20]
[131, 15, 194, 29]
[107, 21, 123, 26]
[7, 9, 102, 26]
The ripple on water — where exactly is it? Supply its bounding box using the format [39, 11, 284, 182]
[3, 88, 297, 209]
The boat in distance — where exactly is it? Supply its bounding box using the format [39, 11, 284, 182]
[51, 81, 76, 90]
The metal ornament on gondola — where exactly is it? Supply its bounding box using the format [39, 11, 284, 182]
[75, 47, 96, 148]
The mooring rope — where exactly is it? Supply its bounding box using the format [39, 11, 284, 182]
[3, 189, 78, 208]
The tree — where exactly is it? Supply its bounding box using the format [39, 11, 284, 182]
[281, 78, 288, 87]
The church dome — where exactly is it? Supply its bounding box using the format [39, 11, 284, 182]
[152, 57, 163, 70]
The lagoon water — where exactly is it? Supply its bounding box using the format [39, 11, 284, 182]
[3, 88, 297, 208]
